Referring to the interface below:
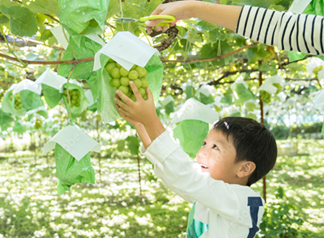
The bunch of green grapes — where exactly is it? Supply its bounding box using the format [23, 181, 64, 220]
[260, 90, 271, 104]
[9, 92, 22, 110]
[105, 58, 150, 101]
[34, 118, 42, 130]
[63, 88, 81, 107]
[273, 83, 282, 95]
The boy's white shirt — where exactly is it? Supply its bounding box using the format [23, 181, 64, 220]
[141, 130, 264, 238]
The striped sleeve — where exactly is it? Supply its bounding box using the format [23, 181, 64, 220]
[236, 5, 324, 55]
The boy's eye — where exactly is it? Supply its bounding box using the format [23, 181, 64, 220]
[212, 144, 219, 150]
[202, 141, 206, 146]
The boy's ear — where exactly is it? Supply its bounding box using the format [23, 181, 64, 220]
[237, 161, 256, 178]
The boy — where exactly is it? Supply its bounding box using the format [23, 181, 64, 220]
[114, 81, 277, 238]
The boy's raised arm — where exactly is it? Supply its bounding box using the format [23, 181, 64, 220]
[115, 81, 166, 149]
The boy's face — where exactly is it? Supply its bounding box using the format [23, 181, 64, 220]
[196, 129, 242, 184]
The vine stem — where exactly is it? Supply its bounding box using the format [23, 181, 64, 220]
[184, 29, 190, 62]
[119, 0, 124, 31]
[1, 27, 28, 68]
[62, 28, 77, 61]
[66, 65, 77, 122]
[0, 43, 259, 66]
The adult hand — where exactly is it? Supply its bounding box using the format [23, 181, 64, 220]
[145, 1, 197, 34]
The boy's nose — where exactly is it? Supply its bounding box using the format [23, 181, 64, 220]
[197, 147, 207, 159]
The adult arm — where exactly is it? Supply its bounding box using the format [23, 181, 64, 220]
[237, 5, 324, 55]
[146, 1, 324, 55]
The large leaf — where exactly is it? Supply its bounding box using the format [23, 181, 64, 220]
[0, 109, 14, 131]
[173, 120, 209, 158]
[22, 0, 59, 15]
[126, 136, 140, 155]
[58, 36, 102, 80]
[0, 5, 37, 37]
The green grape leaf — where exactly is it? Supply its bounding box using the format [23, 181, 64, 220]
[106, 0, 119, 19]
[1, 5, 38, 37]
[233, 83, 255, 104]
[58, 36, 102, 80]
[196, 20, 218, 32]
[173, 120, 209, 158]
[117, 140, 125, 152]
[120, 0, 163, 19]
[164, 101, 175, 115]
[22, 0, 59, 15]
[198, 93, 215, 105]
[0, 109, 14, 131]
[41, 84, 63, 109]
[246, 113, 257, 120]
[200, 43, 218, 59]
[13, 121, 26, 134]
[20, 90, 44, 111]
[0, 0, 20, 8]
[185, 85, 196, 99]
[0, 14, 9, 24]
[126, 136, 140, 155]
[245, 101, 258, 111]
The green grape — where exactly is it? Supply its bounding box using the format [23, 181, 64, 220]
[313, 65, 323, 75]
[96, 114, 102, 121]
[273, 83, 282, 95]
[88, 19, 98, 28]
[118, 85, 129, 95]
[135, 66, 147, 78]
[107, 58, 114, 63]
[116, 63, 122, 68]
[126, 91, 132, 98]
[260, 90, 271, 104]
[130, 94, 136, 101]
[105, 62, 116, 72]
[14, 93, 22, 110]
[34, 118, 42, 130]
[120, 77, 130, 86]
[110, 78, 121, 87]
[110, 67, 121, 79]
[64, 89, 81, 107]
[140, 78, 149, 88]
[143, 94, 148, 100]
[120, 67, 129, 77]
[128, 70, 138, 80]
[133, 78, 142, 88]
[245, 102, 257, 111]
[138, 88, 146, 97]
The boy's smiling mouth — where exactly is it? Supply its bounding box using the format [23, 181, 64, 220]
[199, 163, 209, 169]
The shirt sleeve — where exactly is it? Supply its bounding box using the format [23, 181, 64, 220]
[236, 5, 324, 55]
[142, 130, 263, 227]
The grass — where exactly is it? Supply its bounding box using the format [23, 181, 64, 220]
[0, 138, 324, 237]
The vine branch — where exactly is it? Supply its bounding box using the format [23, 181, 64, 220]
[0, 42, 260, 66]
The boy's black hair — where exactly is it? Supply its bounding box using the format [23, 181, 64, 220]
[212, 117, 277, 186]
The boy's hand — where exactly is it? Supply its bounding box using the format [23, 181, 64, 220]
[115, 81, 159, 128]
